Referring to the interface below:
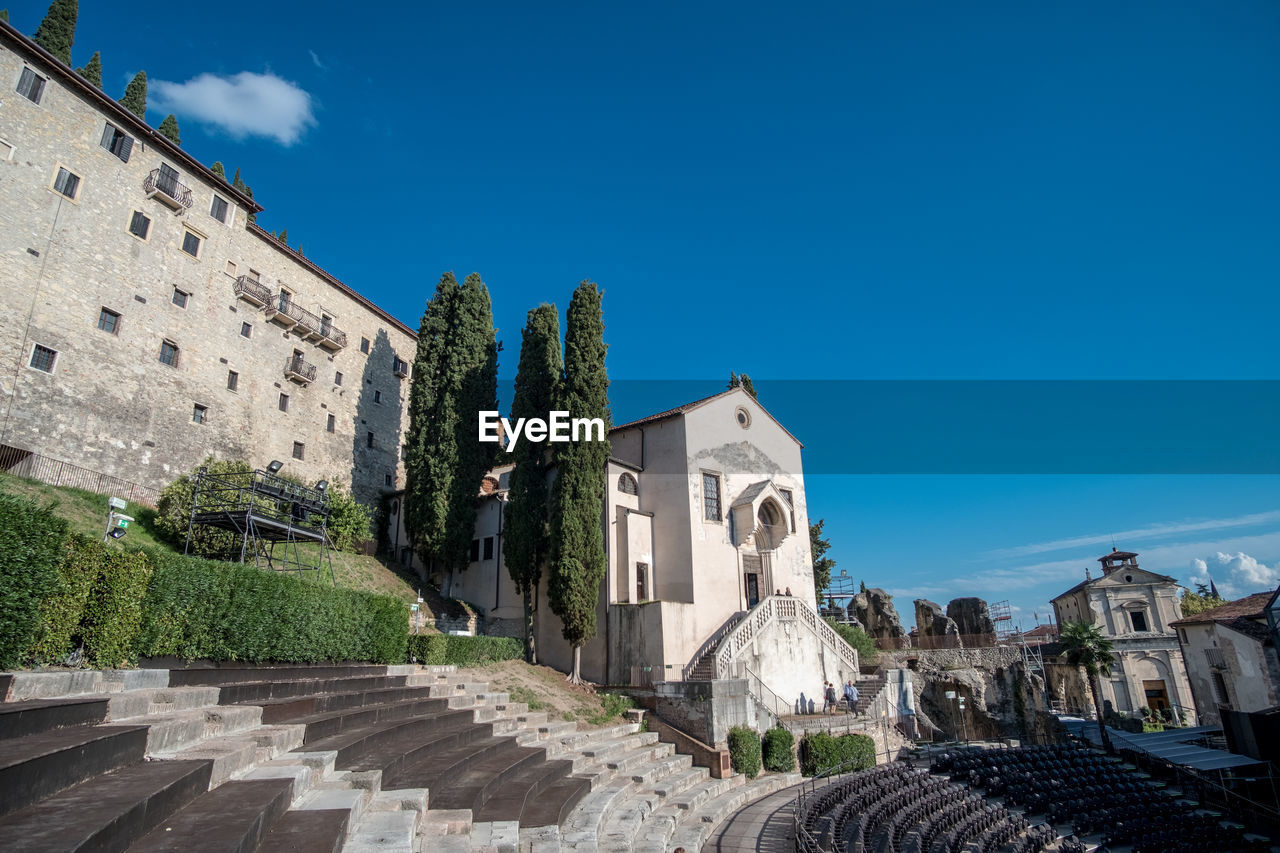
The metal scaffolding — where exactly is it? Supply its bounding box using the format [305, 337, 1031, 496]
[184, 466, 334, 585]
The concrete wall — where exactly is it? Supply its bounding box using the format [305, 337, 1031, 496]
[1179, 622, 1280, 726]
[653, 678, 754, 747]
[0, 31, 413, 507]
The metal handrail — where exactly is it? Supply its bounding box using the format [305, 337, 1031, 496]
[143, 168, 193, 209]
[319, 322, 347, 348]
[743, 665, 791, 724]
[284, 355, 317, 383]
[233, 275, 272, 305]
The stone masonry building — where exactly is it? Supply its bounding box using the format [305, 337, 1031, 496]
[1049, 549, 1196, 722]
[0, 22, 415, 505]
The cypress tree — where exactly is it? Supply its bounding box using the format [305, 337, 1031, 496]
[503, 304, 562, 664]
[158, 114, 181, 145]
[75, 50, 101, 88]
[548, 281, 611, 683]
[210, 161, 226, 181]
[1, 11, 9, 24]
[441, 273, 500, 571]
[278, 229, 288, 244]
[120, 70, 147, 118]
[231, 167, 245, 191]
[404, 274, 464, 569]
[728, 372, 758, 400]
[403, 273, 500, 578]
[32, 0, 75, 65]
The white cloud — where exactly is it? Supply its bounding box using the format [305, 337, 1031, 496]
[982, 510, 1280, 560]
[308, 50, 327, 71]
[152, 72, 316, 145]
[1191, 552, 1280, 599]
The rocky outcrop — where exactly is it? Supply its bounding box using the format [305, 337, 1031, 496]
[947, 597, 997, 641]
[914, 599, 961, 649]
[852, 588, 908, 646]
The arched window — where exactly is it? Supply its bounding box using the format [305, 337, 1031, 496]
[618, 473, 638, 496]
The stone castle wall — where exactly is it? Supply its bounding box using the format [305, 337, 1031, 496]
[0, 30, 415, 506]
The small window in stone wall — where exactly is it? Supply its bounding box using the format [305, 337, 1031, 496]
[128, 211, 150, 240]
[227, 370, 239, 391]
[241, 322, 252, 338]
[360, 337, 370, 353]
[335, 371, 343, 386]
[97, 308, 120, 335]
[279, 393, 289, 412]
[17, 68, 46, 104]
[181, 231, 202, 258]
[292, 441, 305, 460]
[210, 195, 229, 224]
[158, 340, 179, 368]
[326, 413, 335, 433]
[29, 344, 57, 373]
[53, 167, 80, 200]
[385, 472, 393, 487]
[367, 431, 375, 449]
[618, 473, 638, 495]
[172, 287, 189, 308]
[192, 404, 208, 424]
[100, 123, 133, 161]
[374, 390, 382, 404]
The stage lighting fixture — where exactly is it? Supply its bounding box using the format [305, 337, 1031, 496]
[108, 528, 127, 539]
[266, 460, 284, 474]
[315, 480, 329, 492]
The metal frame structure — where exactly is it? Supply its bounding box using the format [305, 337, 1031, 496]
[184, 466, 335, 585]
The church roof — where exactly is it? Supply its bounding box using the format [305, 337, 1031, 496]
[1051, 565, 1180, 601]
[1170, 591, 1273, 628]
[610, 387, 803, 447]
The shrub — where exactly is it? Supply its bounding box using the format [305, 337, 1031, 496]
[325, 483, 372, 552]
[26, 535, 100, 664]
[824, 617, 878, 665]
[799, 731, 875, 776]
[762, 725, 796, 773]
[728, 725, 762, 779]
[135, 548, 406, 664]
[83, 546, 152, 668]
[587, 692, 635, 725]
[0, 494, 70, 668]
[405, 634, 522, 667]
[154, 458, 255, 557]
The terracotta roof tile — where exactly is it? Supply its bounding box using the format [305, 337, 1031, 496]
[1170, 591, 1274, 628]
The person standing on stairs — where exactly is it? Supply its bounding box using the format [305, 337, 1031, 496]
[823, 682, 837, 714]
[844, 680, 858, 713]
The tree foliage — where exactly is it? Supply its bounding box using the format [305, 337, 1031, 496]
[158, 113, 181, 145]
[1180, 584, 1227, 617]
[549, 281, 611, 682]
[75, 50, 101, 88]
[120, 70, 147, 118]
[824, 616, 878, 665]
[727, 372, 757, 400]
[210, 161, 226, 181]
[32, 0, 76, 65]
[403, 273, 499, 575]
[1, 10, 9, 24]
[810, 519, 835, 599]
[1060, 620, 1116, 751]
[504, 304, 562, 663]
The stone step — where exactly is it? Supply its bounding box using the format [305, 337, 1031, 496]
[155, 723, 304, 789]
[4, 668, 168, 701]
[492, 711, 550, 736]
[129, 775, 295, 852]
[427, 681, 491, 699]
[0, 723, 149, 817]
[129, 703, 263, 754]
[164, 665, 391, 688]
[107, 686, 222, 720]
[256, 807, 350, 853]
[470, 819, 521, 853]
[342, 808, 418, 853]
[560, 751, 699, 846]
[0, 695, 109, 741]
[661, 772, 802, 853]
[297, 785, 373, 831]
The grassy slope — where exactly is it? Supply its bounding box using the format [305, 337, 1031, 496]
[0, 472, 420, 603]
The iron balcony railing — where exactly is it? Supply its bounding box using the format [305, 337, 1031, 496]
[317, 320, 348, 350]
[233, 275, 272, 307]
[143, 168, 193, 209]
[284, 355, 317, 384]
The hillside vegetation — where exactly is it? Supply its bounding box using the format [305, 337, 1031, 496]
[0, 473, 419, 603]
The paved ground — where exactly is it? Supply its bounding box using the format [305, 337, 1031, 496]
[700, 781, 808, 853]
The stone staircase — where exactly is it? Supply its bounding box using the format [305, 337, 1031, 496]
[0, 664, 802, 852]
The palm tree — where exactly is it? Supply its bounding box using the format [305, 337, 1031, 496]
[1060, 620, 1116, 752]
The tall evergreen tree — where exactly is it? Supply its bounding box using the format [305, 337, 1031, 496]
[548, 281, 611, 683]
[210, 161, 227, 181]
[1, 11, 9, 24]
[403, 273, 500, 575]
[810, 519, 835, 600]
[74, 50, 101, 88]
[120, 70, 146, 118]
[277, 229, 288, 244]
[158, 114, 181, 145]
[728, 372, 758, 400]
[32, 0, 75, 65]
[231, 167, 245, 191]
[504, 304, 562, 664]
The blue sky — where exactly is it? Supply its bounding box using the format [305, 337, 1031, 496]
[13, 0, 1278, 626]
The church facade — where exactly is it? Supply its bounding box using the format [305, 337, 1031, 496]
[396, 388, 858, 707]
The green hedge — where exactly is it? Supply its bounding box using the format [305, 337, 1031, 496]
[0, 491, 408, 668]
[406, 634, 522, 666]
[135, 548, 407, 664]
[728, 725, 762, 779]
[0, 494, 70, 669]
[762, 725, 796, 773]
[798, 731, 876, 776]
